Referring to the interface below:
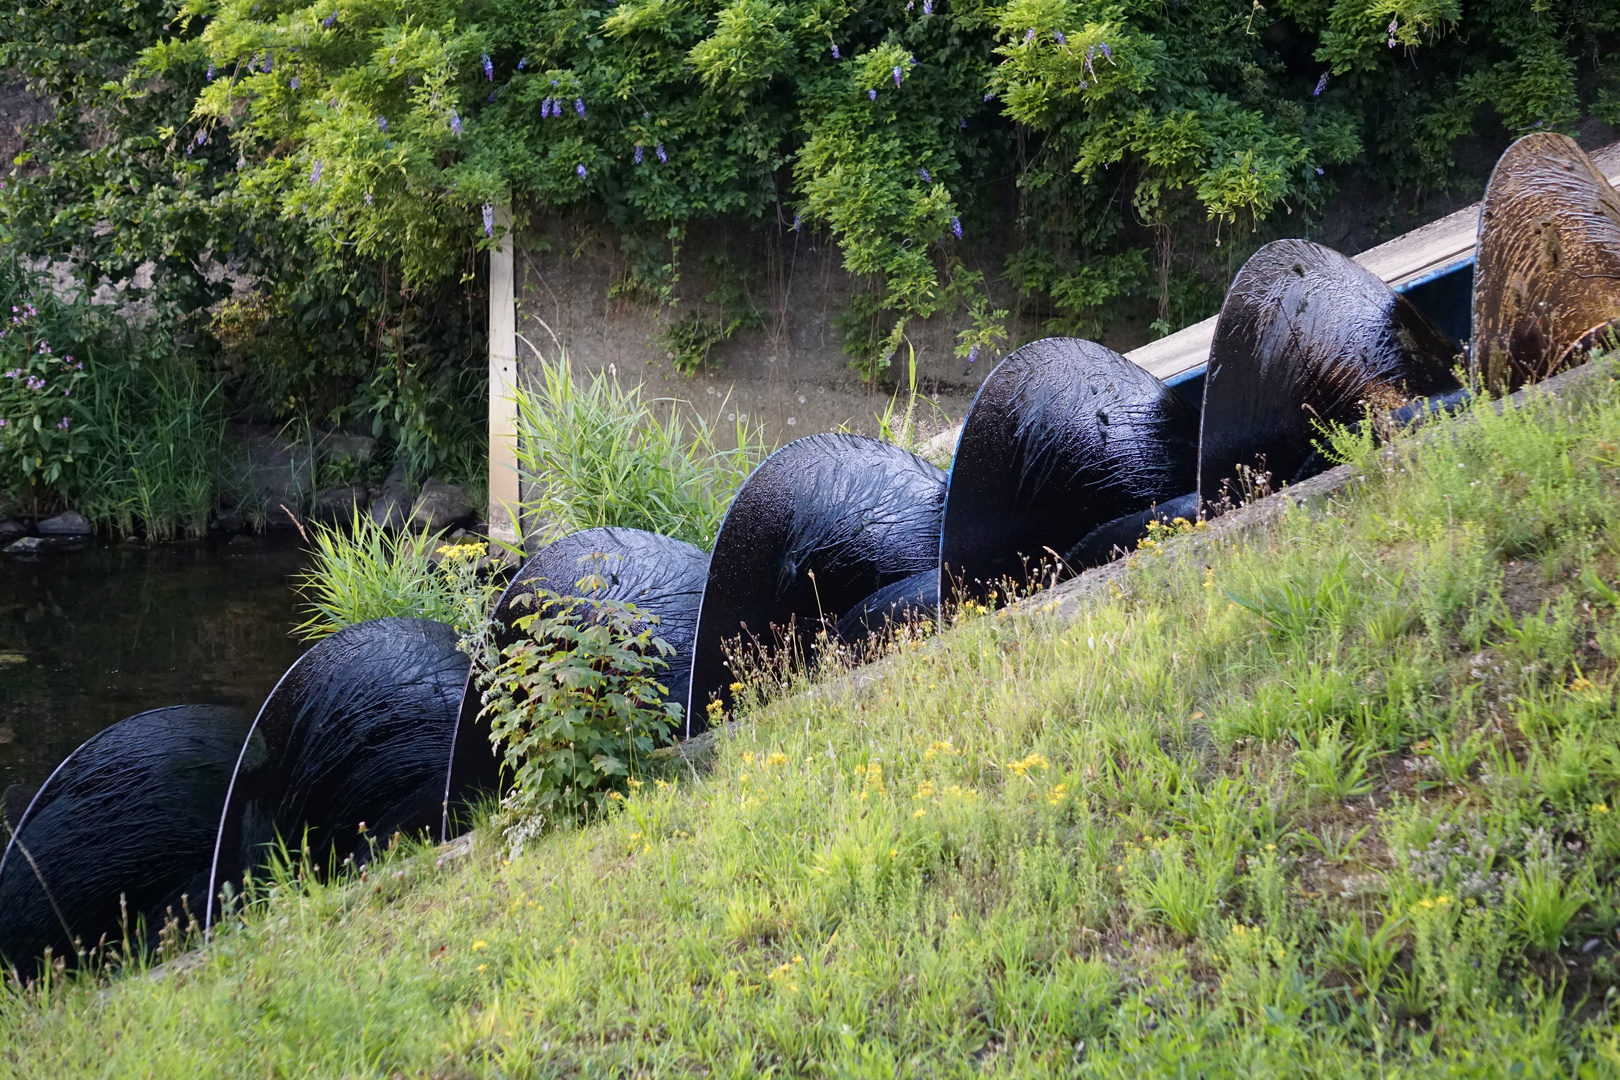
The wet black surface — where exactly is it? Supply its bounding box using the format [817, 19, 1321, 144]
[940, 338, 1199, 598]
[0, 536, 310, 797]
[688, 434, 946, 730]
[0, 704, 250, 968]
[1199, 239, 1461, 505]
[208, 617, 468, 927]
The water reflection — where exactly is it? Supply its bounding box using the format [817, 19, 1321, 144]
[0, 535, 310, 798]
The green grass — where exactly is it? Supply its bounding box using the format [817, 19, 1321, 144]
[72, 354, 235, 540]
[294, 511, 493, 639]
[7, 371, 1620, 1076]
[513, 355, 765, 550]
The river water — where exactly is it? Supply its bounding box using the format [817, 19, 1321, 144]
[0, 536, 311, 807]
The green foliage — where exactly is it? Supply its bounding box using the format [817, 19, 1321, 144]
[482, 579, 682, 840]
[0, 300, 88, 495]
[157, 0, 1616, 377]
[512, 356, 764, 549]
[0, 259, 235, 536]
[0, 0, 490, 486]
[295, 512, 493, 638]
[71, 353, 234, 540]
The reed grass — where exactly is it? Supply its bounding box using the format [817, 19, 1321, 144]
[512, 355, 765, 550]
[71, 355, 235, 540]
[293, 511, 490, 639]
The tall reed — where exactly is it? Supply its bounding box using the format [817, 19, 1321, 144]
[511, 355, 765, 550]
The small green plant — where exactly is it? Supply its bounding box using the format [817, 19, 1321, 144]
[1511, 860, 1589, 953]
[874, 343, 945, 453]
[481, 576, 683, 843]
[1227, 555, 1353, 642]
[295, 512, 494, 639]
[0, 299, 87, 498]
[1323, 914, 1403, 996]
[512, 355, 765, 549]
[1292, 721, 1375, 802]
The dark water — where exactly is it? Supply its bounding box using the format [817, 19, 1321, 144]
[0, 536, 311, 798]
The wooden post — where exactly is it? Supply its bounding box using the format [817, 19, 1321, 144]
[487, 204, 520, 547]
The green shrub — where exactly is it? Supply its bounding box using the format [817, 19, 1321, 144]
[0, 259, 235, 536]
[0, 300, 88, 498]
[482, 578, 683, 845]
[512, 356, 764, 549]
[295, 512, 495, 639]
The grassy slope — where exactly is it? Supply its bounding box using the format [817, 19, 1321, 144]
[7, 373, 1620, 1077]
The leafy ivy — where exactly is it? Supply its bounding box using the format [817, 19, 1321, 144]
[17, 0, 1620, 382]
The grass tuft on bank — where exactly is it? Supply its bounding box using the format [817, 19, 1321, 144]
[7, 369, 1620, 1076]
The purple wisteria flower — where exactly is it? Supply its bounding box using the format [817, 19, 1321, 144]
[541, 97, 553, 117]
[482, 54, 494, 79]
[57, 417, 69, 430]
[482, 204, 495, 236]
[196, 129, 207, 145]
[1313, 72, 1328, 96]
[263, 52, 273, 72]
[1315, 167, 1324, 175]
[1024, 28, 1036, 42]
[869, 88, 877, 100]
[950, 216, 962, 239]
[575, 97, 586, 117]
[290, 76, 300, 89]
[517, 57, 527, 70]
[922, 0, 932, 12]
[919, 167, 931, 182]
[1054, 31, 1066, 45]
[576, 163, 587, 179]
[892, 66, 903, 86]
[958, 116, 967, 128]
[450, 111, 463, 136]
[364, 191, 372, 205]
[377, 116, 388, 131]
[1387, 19, 1397, 47]
[634, 145, 644, 164]
[206, 63, 216, 80]
[310, 159, 324, 185]
[655, 143, 667, 162]
[1099, 41, 1111, 58]
[983, 92, 994, 101]
[323, 11, 336, 27]
[967, 344, 979, 364]
[831, 44, 840, 59]
[791, 212, 802, 231]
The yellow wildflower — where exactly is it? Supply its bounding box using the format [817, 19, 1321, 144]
[1007, 753, 1051, 776]
[472, 940, 487, 951]
[729, 681, 745, 694]
[915, 781, 937, 800]
[1045, 783, 1068, 806]
[1592, 803, 1611, 815]
[914, 808, 927, 818]
[766, 751, 787, 767]
[627, 778, 643, 790]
